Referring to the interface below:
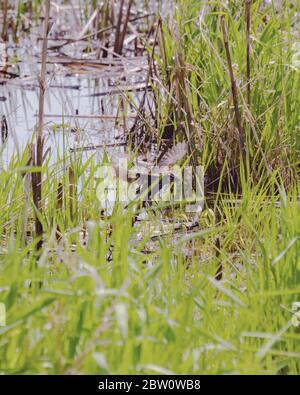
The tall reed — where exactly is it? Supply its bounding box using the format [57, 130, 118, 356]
[33, 0, 50, 249]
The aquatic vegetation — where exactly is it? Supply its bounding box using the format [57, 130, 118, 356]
[0, 0, 299, 374]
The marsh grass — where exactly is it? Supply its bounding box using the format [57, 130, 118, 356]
[154, 0, 299, 191]
[0, 0, 299, 375]
[0, 141, 299, 374]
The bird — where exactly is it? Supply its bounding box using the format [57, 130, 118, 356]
[96, 141, 189, 214]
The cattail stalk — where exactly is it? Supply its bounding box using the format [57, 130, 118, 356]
[245, 0, 251, 107]
[69, 167, 75, 223]
[1, 0, 9, 42]
[56, 183, 63, 242]
[113, 0, 132, 55]
[221, 14, 246, 162]
[215, 236, 223, 281]
[114, 0, 125, 55]
[35, 0, 51, 249]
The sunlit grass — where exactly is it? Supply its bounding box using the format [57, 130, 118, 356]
[0, 145, 299, 374]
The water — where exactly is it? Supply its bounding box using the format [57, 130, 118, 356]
[1, 0, 297, 165]
[0, 1, 152, 164]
